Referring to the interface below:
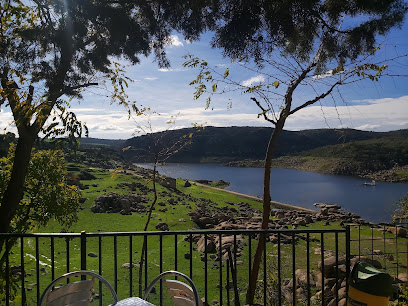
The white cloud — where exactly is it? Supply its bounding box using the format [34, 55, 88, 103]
[242, 75, 265, 87]
[144, 77, 158, 81]
[158, 68, 188, 72]
[0, 110, 16, 134]
[168, 35, 184, 47]
[355, 124, 382, 130]
[285, 95, 408, 131]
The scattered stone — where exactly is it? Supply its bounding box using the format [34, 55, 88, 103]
[91, 193, 147, 214]
[197, 236, 216, 253]
[155, 222, 169, 231]
[184, 180, 192, 187]
[121, 263, 133, 269]
[387, 226, 407, 237]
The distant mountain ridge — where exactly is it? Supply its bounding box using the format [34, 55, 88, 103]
[121, 126, 408, 163]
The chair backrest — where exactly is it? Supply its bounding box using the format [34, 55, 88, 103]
[39, 271, 118, 306]
[164, 279, 196, 306]
[143, 271, 201, 306]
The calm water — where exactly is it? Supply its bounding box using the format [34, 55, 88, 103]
[135, 163, 408, 223]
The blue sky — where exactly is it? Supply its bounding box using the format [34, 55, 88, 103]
[1, 21, 408, 139]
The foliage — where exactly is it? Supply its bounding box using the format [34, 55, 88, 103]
[0, 145, 80, 302]
[185, 1, 407, 303]
[210, 0, 407, 69]
[0, 0, 216, 237]
[0, 145, 81, 234]
[393, 193, 408, 222]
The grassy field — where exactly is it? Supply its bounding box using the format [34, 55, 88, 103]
[4, 163, 408, 305]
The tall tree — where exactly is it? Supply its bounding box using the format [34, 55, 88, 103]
[0, 0, 216, 238]
[124, 108, 199, 296]
[184, 0, 407, 304]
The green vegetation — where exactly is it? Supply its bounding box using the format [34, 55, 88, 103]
[2, 161, 406, 305]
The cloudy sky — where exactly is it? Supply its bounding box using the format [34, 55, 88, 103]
[1, 22, 408, 139]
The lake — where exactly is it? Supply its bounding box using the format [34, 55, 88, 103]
[135, 163, 408, 224]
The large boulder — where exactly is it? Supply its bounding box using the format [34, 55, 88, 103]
[318, 256, 347, 278]
[197, 236, 216, 253]
[91, 193, 147, 214]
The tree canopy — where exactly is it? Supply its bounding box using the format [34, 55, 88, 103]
[185, 1, 407, 303]
[0, 0, 216, 236]
[211, 0, 406, 70]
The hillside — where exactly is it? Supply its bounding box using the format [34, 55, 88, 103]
[122, 126, 408, 163]
[229, 137, 408, 182]
[78, 137, 125, 149]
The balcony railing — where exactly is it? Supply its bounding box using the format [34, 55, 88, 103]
[1, 228, 354, 305]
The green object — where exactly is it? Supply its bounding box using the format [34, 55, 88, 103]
[349, 261, 393, 297]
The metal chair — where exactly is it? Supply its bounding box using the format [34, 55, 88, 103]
[143, 271, 201, 306]
[39, 270, 118, 306]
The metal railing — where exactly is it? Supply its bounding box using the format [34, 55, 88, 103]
[349, 223, 408, 302]
[1, 228, 349, 305]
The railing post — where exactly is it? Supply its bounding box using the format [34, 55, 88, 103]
[345, 225, 351, 301]
[81, 231, 87, 279]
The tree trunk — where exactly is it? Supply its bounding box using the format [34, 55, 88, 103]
[0, 131, 36, 242]
[245, 117, 286, 305]
[139, 156, 159, 297]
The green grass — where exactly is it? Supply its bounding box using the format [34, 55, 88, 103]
[4, 163, 408, 305]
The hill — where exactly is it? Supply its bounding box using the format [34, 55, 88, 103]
[122, 126, 408, 163]
[78, 137, 125, 149]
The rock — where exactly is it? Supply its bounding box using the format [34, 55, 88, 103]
[296, 269, 316, 287]
[197, 236, 216, 253]
[179, 218, 186, 222]
[78, 170, 97, 180]
[121, 263, 133, 269]
[387, 226, 407, 237]
[184, 180, 192, 187]
[196, 217, 215, 229]
[88, 252, 98, 258]
[350, 257, 382, 269]
[398, 273, 408, 282]
[385, 254, 394, 261]
[91, 193, 147, 214]
[318, 256, 346, 278]
[155, 222, 169, 231]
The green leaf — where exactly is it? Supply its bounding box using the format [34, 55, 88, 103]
[212, 84, 217, 92]
[273, 81, 279, 88]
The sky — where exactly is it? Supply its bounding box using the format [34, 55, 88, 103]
[1, 19, 408, 139]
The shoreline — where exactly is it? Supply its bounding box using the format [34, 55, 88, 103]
[193, 181, 318, 214]
[225, 157, 408, 183]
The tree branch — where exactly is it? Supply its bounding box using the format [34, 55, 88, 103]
[250, 97, 276, 124]
[64, 82, 98, 92]
[289, 80, 341, 115]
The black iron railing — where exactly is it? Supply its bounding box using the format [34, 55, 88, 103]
[1, 228, 350, 305]
[349, 223, 408, 298]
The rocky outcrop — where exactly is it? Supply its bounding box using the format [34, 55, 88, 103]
[281, 256, 385, 305]
[90, 192, 148, 215]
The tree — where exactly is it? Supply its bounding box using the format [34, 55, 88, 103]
[184, 1, 407, 303]
[0, 0, 216, 240]
[0, 145, 80, 301]
[124, 108, 200, 296]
